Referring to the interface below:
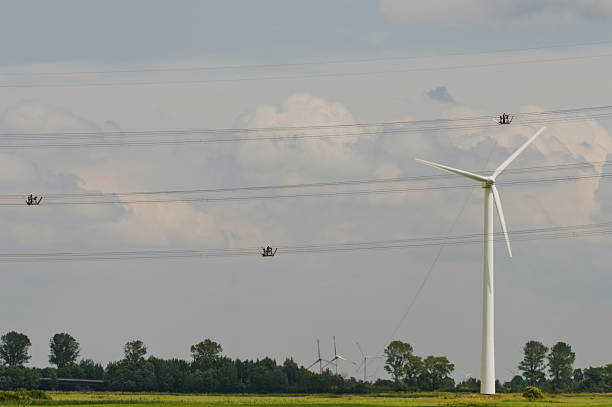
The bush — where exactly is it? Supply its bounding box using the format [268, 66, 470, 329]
[523, 385, 544, 400]
[27, 390, 51, 400]
[0, 390, 50, 402]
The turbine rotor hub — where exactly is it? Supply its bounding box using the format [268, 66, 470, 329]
[482, 177, 495, 188]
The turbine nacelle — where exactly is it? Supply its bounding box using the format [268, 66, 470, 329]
[482, 177, 495, 188]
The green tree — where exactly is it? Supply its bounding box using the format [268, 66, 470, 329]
[0, 331, 32, 366]
[49, 333, 80, 368]
[190, 339, 222, 363]
[547, 341, 575, 391]
[403, 353, 424, 390]
[383, 341, 413, 386]
[518, 340, 548, 386]
[422, 355, 455, 390]
[123, 340, 147, 363]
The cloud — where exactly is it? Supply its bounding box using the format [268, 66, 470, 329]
[236, 93, 365, 180]
[0, 101, 98, 134]
[426, 86, 455, 103]
[380, 0, 612, 24]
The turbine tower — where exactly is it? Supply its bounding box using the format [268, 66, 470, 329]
[323, 336, 346, 374]
[354, 342, 383, 382]
[416, 127, 545, 394]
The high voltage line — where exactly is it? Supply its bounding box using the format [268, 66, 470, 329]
[0, 105, 611, 149]
[1, 50, 612, 89]
[3, 39, 611, 77]
[3, 162, 610, 206]
[1, 222, 611, 263]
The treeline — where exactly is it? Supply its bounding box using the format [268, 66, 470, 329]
[453, 340, 612, 393]
[0, 331, 610, 393]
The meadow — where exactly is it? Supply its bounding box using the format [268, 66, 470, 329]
[3, 392, 612, 407]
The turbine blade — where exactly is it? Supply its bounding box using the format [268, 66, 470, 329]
[493, 127, 546, 179]
[355, 342, 365, 358]
[492, 185, 512, 258]
[307, 360, 319, 369]
[415, 159, 488, 183]
[333, 336, 337, 356]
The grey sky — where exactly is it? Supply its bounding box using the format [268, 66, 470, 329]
[1, 1, 611, 382]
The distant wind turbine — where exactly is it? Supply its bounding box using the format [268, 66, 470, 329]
[354, 342, 383, 382]
[416, 127, 546, 394]
[323, 336, 348, 374]
[307, 339, 326, 374]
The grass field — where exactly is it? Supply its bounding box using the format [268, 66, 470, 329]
[5, 392, 612, 407]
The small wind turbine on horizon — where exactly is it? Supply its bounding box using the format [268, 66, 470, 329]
[323, 336, 350, 374]
[416, 126, 546, 395]
[355, 342, 384, 382]
[307, 339, 326, 374]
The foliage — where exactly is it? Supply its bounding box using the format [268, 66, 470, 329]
[49, 333, 80, 368]
[383, 341, 414, 385]
[518, 340, 548, 386]
[191, 339, 223, 370]
[523, 385, 544, 400]
[123, 340, 147, 363]
[548, 341, 576, 391]
[0, 366, 39, 390]
[422, 356, 455, 391]
[0, 331, 610, 395]
[455, 377, 480, 393]
[581, 364, 612, 392]
[0, 332, 32, 367]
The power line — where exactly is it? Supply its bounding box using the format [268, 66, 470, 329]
[4, 170, 610, 207]
[2, 222, 611, 263]
[2, 52, 612, 89]
[3, 39, 612, 77]
[0, 105, 611, 149]
[2, 159, 607, 200]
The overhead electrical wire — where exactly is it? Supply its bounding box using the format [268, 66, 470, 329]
[2, 162, 610, 206]
[2, 50, 612, 89]
[3, 39, 612, 77]
[1, 222, 611, 262]
[0, 105, 611, 149]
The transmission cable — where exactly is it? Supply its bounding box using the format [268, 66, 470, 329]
[3, 39, 612, 77]
[0, 105, 611, 149]
[4, 170, 611, 207]
[1, 222, 611, 263]
[2, 51, 612, 89]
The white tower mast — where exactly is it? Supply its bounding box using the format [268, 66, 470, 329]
[417, 127, 545, 394]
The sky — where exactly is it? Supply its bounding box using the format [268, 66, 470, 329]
[1, 1, 612, 382]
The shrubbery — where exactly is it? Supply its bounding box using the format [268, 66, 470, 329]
[523, 385, 544, 400]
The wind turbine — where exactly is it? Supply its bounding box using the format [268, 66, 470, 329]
[323, 336, 346, 374]
[307, 339, 326, 374]
[416, 127, 545, 394]
[354, 342, 383, 382]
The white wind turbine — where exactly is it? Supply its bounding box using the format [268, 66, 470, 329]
[323, 336, 346, 374]
[416, 127, 545, 394]
[307, 339, 326, 374]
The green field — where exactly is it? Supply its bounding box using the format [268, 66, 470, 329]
[5, 392, 612, 407]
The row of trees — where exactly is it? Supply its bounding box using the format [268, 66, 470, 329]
[1, 331, 610, 393]
[0, 332, 79, 368]
[514, 340, 612, 392]
[383, 341, 455, 391]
